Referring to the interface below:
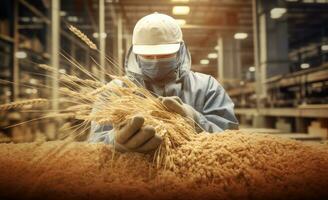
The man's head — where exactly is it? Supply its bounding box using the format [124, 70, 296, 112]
[132, 13, 183, 81]
[132, 12, 183, 56]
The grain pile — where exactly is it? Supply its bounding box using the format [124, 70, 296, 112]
[0, 131, 327, 200]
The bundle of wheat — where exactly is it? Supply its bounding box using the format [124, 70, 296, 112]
[0, 131, 327, 200]
[0, 68, 197, 168]
[86, 76, 198, 169]
[0, 24, 197, 167]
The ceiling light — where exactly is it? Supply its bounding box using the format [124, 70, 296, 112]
[59, 69, 67, 74]
[234, 33, 248, 40]
[67, 16, 78, 22]
[100, 32, 107, 38]
[249, 66, 255, 72]
[200, 59, 209, 65]
[15, 51, 27, 59]
[60, 11, 67, 17]
[31, 89, 37, 94]
[93, 33, 99, 38]
[25, 88, 37, 94]
[5, 91, 11, 96]
[303, 0, 314, 3]
[171, 0, 189, 2]
[25, 88, 32, 94]
[32, 17, 42, 23]
[321, 45, 328, 51]
[29, 79, 37, 84]
[208, 53, 218, 59]
[176, 19, 186, 26]
[270, 8, 287, 19]
[300, 63, 310, 69]
[93, 32, 107, 38]
[20, 17, 30, 22]
[172, 6, 190, 15]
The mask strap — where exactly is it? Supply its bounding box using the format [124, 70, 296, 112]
[175, 42, 186, 76]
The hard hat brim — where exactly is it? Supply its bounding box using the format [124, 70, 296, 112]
[132, 43, 180, 55]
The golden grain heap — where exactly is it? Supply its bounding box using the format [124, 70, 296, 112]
[0, 131, 327, 200]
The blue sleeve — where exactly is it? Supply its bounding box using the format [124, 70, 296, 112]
[195, 77, 239, 133]
[89, 121, 115, 144]
[88, 81, 123, 144]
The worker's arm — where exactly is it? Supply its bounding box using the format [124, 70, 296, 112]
[196, 76, 239, 132]
[88, 80, 120, 144]
[160, 77, 238, 133]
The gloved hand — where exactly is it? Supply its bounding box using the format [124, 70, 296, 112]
[113, 115, 162, 153]
[159, 96, 203, 133]
[159, 96, 199, 121]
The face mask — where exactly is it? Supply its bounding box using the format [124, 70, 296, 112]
[137, 55, 178, 81]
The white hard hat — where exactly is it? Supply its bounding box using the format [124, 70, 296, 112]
[132, 12, 183, 55]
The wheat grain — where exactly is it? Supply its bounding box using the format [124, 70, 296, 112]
[68, 25, 97, 50]
[0, 98, 48, 111]
[88, 84, 109, 96]
[65, 104, 92, 112]
[38, 64, 56, 72]
[45, 113, 76, 119]
[0, 131, 328, 199]
[60, 74, 104, 88]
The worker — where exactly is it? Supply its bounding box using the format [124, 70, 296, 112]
[89, 13, 239, 153]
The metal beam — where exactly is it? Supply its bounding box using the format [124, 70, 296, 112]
[252, 0, 262, 110]
[235, 108, 328, 118]
[117, 0, 131, 34]
[13, 0, 19, 101]
[83, 0, 97, 34]
[118, 0, 252, 8]
[124, 23, 253, 31]
[51, 0, 60, 112]
[117, 14, 123, 75]
[19, 0, 51, 24]
[181, 24, 252, 31]
[99, 0, 106, 82]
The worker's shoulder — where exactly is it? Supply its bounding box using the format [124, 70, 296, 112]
[189, 71, 221, 86]
[192, 71, 211, 79]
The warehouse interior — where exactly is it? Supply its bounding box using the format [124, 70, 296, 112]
[1, 0, 328, 199]
[0, 0, 327, 143]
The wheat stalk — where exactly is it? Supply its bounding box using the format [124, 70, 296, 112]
[0, 99, 48, 111]
[45, 113, 76, 119]
[60, 74, 104, 88]
[38, 64, 56, 72]
[59, 87, 96, 102]
[68, 25, 97, 50]
[65, 104, 92, 112]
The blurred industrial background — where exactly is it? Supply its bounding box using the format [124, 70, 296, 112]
[0, 0, 327, 143]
